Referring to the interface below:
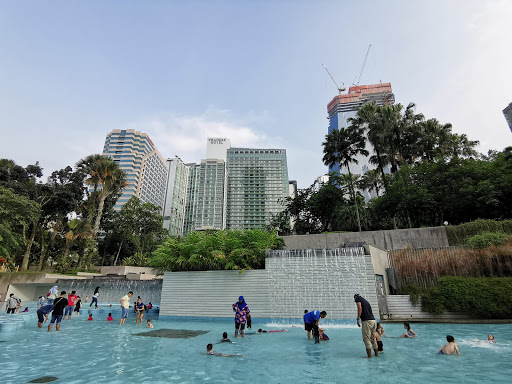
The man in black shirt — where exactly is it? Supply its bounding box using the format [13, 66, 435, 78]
[354, 294, 378, 358]
[48, 291, 68, 332]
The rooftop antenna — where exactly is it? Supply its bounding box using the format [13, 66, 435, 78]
[322, 64, 346, 94]
[353, 44, 372, 86]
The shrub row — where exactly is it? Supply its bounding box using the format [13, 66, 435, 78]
[418, 276, 512, 318]
[446, 219, 512, 246]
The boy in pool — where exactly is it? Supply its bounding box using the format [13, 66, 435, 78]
[107, 313, 113, 321]
[312, 320, 320, 344]
[88, 314, 93, 321]
[439, 335, 460, 355]
[205, 344, 241, 357]
[147, 319, 154, 328]
[375, 329, 383, 352]
[488, 334, 496, 343]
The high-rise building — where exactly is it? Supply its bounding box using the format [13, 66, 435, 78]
[226, 148, 289, 230]
[327, 83, 394, 199]
[162, 138, 290, 235]
[162, 156, 189, 236]
[102, 129, 167, 211]
[503, 102, 512, 132]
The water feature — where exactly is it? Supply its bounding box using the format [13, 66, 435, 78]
[266, 247, 378, 319]
[55, 279, 162, 304]
[2, 303, 511, 384]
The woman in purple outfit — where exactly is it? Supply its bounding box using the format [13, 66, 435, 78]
[232, 296, 250, 338]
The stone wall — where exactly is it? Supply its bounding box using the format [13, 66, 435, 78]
[281, 226, 449, 251]
[385, 295, 471, 321]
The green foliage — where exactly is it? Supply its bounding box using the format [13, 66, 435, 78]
[399, 283, 431, 306]
[419, 276, 512, 318]
[123, 252, 151, 267]
[446, 219, 512, 246]
[150, 229, 284, 271]
[466, 231, 507, 249]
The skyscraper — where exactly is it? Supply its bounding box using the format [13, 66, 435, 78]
[162, 138, 290, 235]
[503, 102, 512, 132]
[327, 83, 394, 199]
[226, 148, 289, 230]
[102, 129, 167, 211]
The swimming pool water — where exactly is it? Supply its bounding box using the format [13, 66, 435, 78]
[2, 302, 512, 383]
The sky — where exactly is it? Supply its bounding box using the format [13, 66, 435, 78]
[1, 0, 511, 188]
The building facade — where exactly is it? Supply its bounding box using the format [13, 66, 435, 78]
[102, 129, 167, 211]
[225, 148, 289, 230]
[503, 102, 512, 132]
[162, 138, 290, 235]
[327, 83, 394, 199]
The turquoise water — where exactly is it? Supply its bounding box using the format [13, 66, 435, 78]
[1, 303, 511, 383]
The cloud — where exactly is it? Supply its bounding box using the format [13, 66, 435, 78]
[127, 106, 284, 163]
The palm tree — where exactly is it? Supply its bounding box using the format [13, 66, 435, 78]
[359, 169, 382, 197]
[80, 155, 127, 236]
[322, 126, 368, 232]
[61, 219, 92, 263]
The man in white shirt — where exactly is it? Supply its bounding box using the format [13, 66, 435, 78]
[119, 291, 133, 325]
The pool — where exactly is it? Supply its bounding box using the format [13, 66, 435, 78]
[1, 302, 511, 383]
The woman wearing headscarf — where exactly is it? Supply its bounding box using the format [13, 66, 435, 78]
[232, 296, 250, 338]
[89, 286, 100, 309]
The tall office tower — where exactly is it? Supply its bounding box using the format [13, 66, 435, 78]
[181, 138, 231, 235]
[102, 129, 167, 211]
[226, 148, 289, 230]
[327, 83, 394, 199]
[162, 157, 189, 236]
[504, 102, 512, 132]
[183, 159, 227, 234]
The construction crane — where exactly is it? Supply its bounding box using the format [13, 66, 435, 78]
[322, 64, 346, 94]
[353, 44, 372, 86]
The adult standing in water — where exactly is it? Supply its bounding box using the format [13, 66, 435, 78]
[232, 296, 250, 338]
[354, 293, 378, 358]
[303, 310, 327, 340]
[120, 291, 133, 325]
[47, 286, 58, 305]
[90, 286, 100, 309]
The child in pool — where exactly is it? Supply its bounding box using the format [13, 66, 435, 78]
[205, 344, 241, 357]
[147, 319, 154, 328]
[312, 320, 320, 344]
[400, 322, 417, 338]
[377, 322, 386, 337]
[488, 334, 496, 343]
[439, 335, 460, 355]
[88, 314, 93, 321]
[376, 329, 383, 352]
[107, 313, 113, 321]
[319, 328, 329, 341]
[256, 328, 287, 333]
[221, 332, 233, 342]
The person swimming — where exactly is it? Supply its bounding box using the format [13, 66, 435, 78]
[205, 343, 242, 357]
[487, 334, 496, 343]
[439, 335, 460, 355]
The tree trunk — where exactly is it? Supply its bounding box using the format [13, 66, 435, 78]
[93, 193, 107, 236]
[346, 165, 362, 232]
[38, 229, 46, 271]
[21, 220, 38, 271]
[62, 241, 71, 263]
[374, 148, 389, 191]
[113, 240, 123, 266]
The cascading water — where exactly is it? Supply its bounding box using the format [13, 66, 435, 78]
[54, 279, 162, 304]
[266, 247, 378, 320]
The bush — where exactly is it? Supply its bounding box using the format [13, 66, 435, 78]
[466, 231, 507, 249]
[419, 276, 512, 318]
[446, 219, 512, 246]
[150, 229, 284, 271]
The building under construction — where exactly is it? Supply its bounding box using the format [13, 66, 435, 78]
[326, 83, 395, 199]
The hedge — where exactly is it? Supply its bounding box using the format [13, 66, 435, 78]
[420, 276, 512, 318]
[446, 219, 512, 246]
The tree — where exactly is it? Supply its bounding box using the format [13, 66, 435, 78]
[359, 169, 383, 197]
[322, 127, 368, 231]
[101, 197, 168, 266]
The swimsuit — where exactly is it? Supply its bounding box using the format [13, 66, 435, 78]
[439, 350, 444, 354]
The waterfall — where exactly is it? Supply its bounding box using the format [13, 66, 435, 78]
[266, 247, 377, 320]
[55, 279, 163, 304]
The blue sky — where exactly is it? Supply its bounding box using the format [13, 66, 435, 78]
[1, 0, 511, 187]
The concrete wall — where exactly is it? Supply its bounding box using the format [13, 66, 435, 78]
[281, 227, 449, 251]
[160, 270, 270, 318]
[386, 295, 471, 321]
[161, 248, 381, 320]
[368, 245, 390, 295]
[99, 266, 156, 276]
